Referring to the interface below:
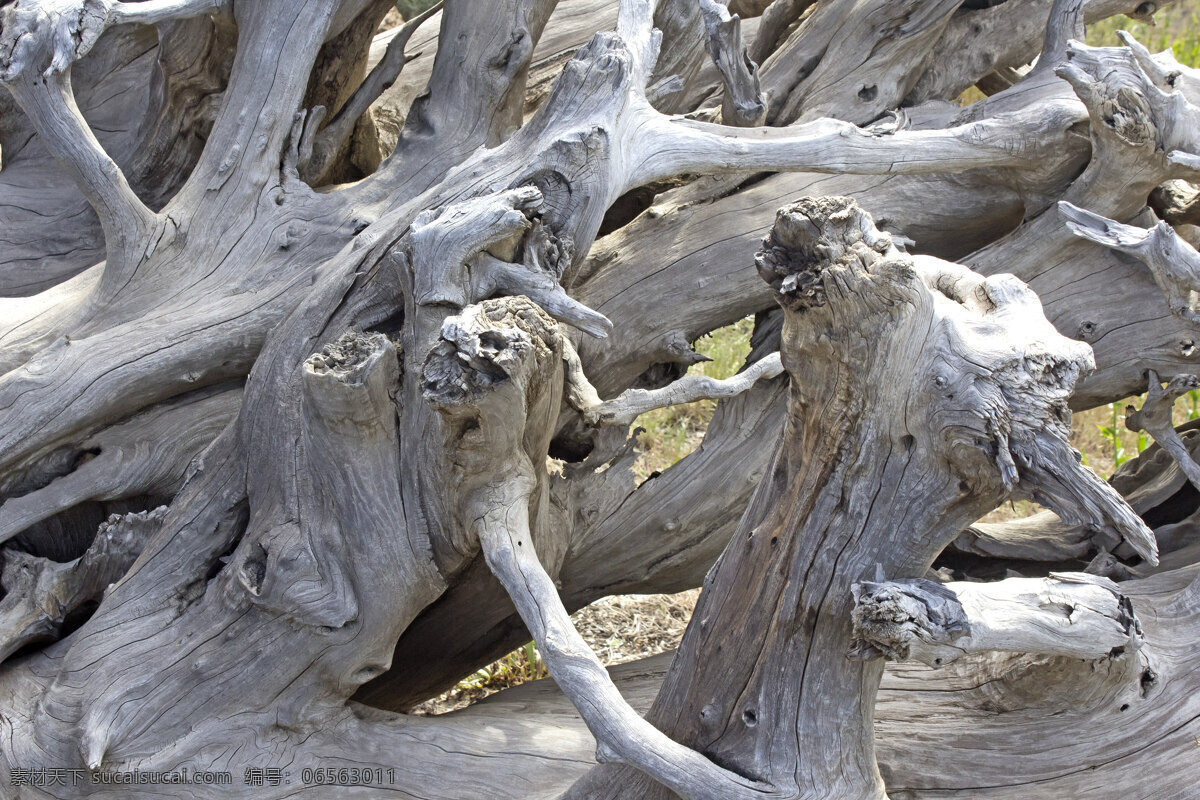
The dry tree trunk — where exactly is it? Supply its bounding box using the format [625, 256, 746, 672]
[0, 0, 1198, 798]
[569, 196, 1153, 800]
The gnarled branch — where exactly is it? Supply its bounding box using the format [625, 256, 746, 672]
[1125, 370, 1200, 492]
[851, 573, 1143, 666]
[1060, 200, 1200, 323]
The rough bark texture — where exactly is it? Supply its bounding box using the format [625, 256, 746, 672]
[1, 0, 1199, 797]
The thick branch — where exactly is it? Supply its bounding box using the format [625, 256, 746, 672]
[0, 506, 165, 663]
[906, 0, 1180, 104]
[748, 0, 814, 65]
[1035, 0, 1083, 76]
[1060, 200, 1200, 323]
[851, 573, 1143, 666]
[368, 0, 559, 193]
[627, 105, 1080, 191]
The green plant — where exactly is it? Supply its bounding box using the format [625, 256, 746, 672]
[1087, 5, 1200, 67]
[634, 317, 755, 478]
[459, 640, 547, 691]
[1098, 401, 1131, 469]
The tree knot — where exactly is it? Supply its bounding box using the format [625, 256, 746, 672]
[755, 196, 897, 310]
[422, 298, 562, 413]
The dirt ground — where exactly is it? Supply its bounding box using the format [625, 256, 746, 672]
[410, 591, 699, 714]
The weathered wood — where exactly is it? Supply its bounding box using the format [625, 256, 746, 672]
[574, 196, 1153, 800]
[3, 0, 1200, 797]
[851, 572, 1142, 665]
[0, 506, 165, 662]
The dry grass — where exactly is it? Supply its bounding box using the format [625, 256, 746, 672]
[410, 591, 699, 715]
[632, 317, 755, 479]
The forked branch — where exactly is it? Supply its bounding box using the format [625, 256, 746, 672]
[1125, 369, 1200, 492]
[1060, 200, 1200, 322]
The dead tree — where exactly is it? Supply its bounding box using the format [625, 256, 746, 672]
[0, 0, 1198, 797]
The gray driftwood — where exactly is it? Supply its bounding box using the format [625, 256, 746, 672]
[0, 0, 1199, 798]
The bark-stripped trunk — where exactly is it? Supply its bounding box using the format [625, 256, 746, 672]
[0, 0, 1198, 797]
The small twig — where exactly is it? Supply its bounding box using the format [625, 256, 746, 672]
[566, 348, 784, 427]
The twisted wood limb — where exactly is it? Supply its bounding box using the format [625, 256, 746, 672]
[851, 572, 1142, 666]
[423, 298, 779, 800]
[1126, 370, 1200, 492]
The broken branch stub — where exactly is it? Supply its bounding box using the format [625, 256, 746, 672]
[581, 196, 1156, 800]
[851, 572, 1143, 666]
[1060, 200, 1200, 323]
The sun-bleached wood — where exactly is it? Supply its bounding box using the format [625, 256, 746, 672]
[851, 572, 1143, 666]
[1, 0, 1199, 796]
[571, 196, 1155, 800]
